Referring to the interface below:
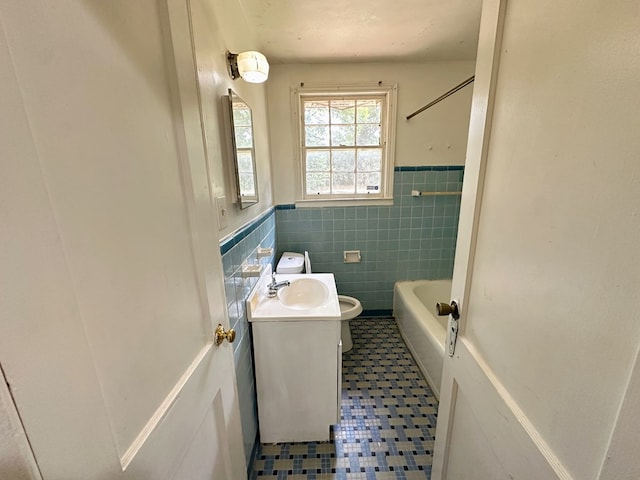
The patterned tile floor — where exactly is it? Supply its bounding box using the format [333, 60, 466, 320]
[251, 317, 438, 479]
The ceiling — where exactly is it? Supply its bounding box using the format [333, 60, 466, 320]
[237, 0, 483, 64]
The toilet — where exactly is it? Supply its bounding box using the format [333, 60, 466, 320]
[276, 252, 362, 352]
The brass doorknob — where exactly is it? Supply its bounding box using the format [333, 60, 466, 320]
[436, 300, 460, 320]
[214, 324, 236, 345]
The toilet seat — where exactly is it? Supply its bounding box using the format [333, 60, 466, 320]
[338, 295, 362, 321]
[338, 295, 360, 353]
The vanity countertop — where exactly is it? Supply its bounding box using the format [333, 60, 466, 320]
[247, 265, 340, 322]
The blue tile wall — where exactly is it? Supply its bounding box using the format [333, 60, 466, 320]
[276, 167, 463, 312]
[220, 208, 276, 471]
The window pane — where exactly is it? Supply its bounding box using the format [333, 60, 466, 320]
[331, 125, 355, 146]
[232, 106, 251, 126]
[330, 100, 355, 124]
[332, 173, 356, 194]
[306, 172, 330, 194]
[305, 126, 330, 147]
[332, 150, 355, 171]
[306, 150, 330, 171]
[356, 124, 381, 146]
[304, 101, 329, 124]
[356, 172, 381, 194]
[357, 148, 382, 171]
[299, 89, 393, 200]
[356, 99, 381, 123]
[237, 151, 254, 171]
[239, 172, 256, 196]
[235, 126, 253, 148]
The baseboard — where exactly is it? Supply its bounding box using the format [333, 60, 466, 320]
[360, 309, 393, 317]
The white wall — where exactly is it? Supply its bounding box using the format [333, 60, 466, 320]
[190, 0, 274, 238]
[266, 62, 474, 205]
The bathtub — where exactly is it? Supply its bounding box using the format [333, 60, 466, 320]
[393, 279, 452, 400]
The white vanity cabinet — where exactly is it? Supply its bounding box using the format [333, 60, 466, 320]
[247, 268, 342, 443]
[251, 320, 342, 443]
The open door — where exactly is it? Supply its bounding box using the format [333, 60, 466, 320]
[432, 0, 640, 478]
[0, 1, 245, 478]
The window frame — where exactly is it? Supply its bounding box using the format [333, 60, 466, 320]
[292, 84, 398, 205]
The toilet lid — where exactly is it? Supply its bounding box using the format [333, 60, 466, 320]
[304, 251, 311, 274]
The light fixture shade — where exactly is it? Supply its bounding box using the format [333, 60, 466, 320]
[236, 51, 269, 83]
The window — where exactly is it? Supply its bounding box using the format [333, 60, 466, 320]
[294, 85, 397, 203]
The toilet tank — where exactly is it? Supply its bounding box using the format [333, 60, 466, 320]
[276, 252, 304, 273]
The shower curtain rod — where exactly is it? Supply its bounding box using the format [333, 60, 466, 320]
[406, 75, 475, 120]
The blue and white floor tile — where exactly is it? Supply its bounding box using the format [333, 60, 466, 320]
[251, 317, 438, 479]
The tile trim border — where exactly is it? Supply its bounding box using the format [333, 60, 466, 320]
[273, 167, 464, 214]
[275, 204, 296, 210]
[219, 207, 275, 255]
[394, 165, 464, 172]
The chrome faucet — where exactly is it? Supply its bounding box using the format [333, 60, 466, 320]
[267, 273, 290, 297]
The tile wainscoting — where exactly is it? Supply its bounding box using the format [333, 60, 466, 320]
[220, 208, 277, 471]
[276, 167, 463, 313]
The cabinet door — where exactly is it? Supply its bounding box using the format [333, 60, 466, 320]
[253, 321, 340, 442]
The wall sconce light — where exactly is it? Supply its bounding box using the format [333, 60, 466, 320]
[227, 51, 270, 84]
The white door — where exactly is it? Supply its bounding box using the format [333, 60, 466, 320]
[432, 0, 640, 479]
[0, 1, 245, 479]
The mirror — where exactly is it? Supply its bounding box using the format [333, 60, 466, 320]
[225, 89, 258, 208]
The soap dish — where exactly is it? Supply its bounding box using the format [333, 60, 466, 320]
[241, 264, 263, 278]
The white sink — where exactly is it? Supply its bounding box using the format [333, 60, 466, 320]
[278, 277, 329, 309]
[247, 265, 340, 322]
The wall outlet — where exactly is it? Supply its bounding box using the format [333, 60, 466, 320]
[215, 196, 228, 230]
